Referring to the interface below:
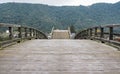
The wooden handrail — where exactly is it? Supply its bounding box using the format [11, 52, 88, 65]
[74, 24, 120, 49]
[0, 23, 48, 48]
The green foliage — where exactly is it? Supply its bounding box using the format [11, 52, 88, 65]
[0, 37, 9, 41]
[0, 2, 120, 33]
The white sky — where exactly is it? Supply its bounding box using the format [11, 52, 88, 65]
[0, 0, 120, 6]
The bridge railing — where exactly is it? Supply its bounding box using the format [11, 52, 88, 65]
[0, 23, 47, 48]
[75, 24, 120, 49]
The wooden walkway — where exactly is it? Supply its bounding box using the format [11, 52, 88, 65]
[52, 30, 70, 39]
[0, 39, 120, 74]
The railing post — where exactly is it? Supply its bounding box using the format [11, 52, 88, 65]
[18, 27, 22, 38]
[84, 30, 86, 39]
[9, 27, 13, 39]
[83, 31, 85, 39]
[100, 27, 104, 38]
[31, 29, 33, 37]
[29, 28, 32, 37]
[80, 32, 82, 39]
[36, 30, 38, 39]
[109, 27, 113, 40]
[95, 27, 97, 37]
[83, 31, 84, 38]
[35, 30, 37, 38]
[32, 29, 34, 38]
[87, 29, 89, 38]
[100, 27, 104, 43]
[89, 28, 92, 38]
[38, 32, 40, 39]
[25, 27, 27, 38]
[33, 29, 36, 37]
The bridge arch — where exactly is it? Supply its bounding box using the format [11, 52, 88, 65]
[74, 24, 120, 49]
[0, 23, 47, 39]
[0, 23, 48, 48]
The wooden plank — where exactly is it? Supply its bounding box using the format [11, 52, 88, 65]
[0, 40, 120, 74]
[0, 23, 21, 27]
[0, 38, 21, 48]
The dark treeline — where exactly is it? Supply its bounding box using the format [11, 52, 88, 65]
[0, 2, 120, 33]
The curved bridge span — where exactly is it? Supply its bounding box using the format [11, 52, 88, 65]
[0, 24, 120, 74]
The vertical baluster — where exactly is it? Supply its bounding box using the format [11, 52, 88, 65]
[100, 27, 104, 43]
[25, 27, 27, 38]
[90, 28, 93, 37]
[100, 27, 104, 38]
[33, 29, 35, 38]
[29, 28, 32, 37]
[87, 29, 89, 38]
[9, 27, 13, 39]
[109, 27, 113, 40]
[18, 27, 22, 38]
[95, 27, 97, 37]
[36, 30, 38, 39]
[89, 28, 93, 39]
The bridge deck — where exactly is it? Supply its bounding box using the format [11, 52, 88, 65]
[0, 39, 120, 74]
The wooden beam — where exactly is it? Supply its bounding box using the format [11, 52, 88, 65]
[18, 27, 22, 38]
[109, 27, 113, 40]
[8, 27, 13, 39]
[100, 27, 104, 38]
[94, 27, 97, 36]
[25, 28, 28, 38]
[0, 23, 21, 27]
[90, 28, 92, 37]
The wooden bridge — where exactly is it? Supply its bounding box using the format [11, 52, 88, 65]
[0, 23, 120, 74]
[51, 27, 71, 39]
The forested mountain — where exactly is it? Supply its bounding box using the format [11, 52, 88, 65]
[0, 2, 120, 32]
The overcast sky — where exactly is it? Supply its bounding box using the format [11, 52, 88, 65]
[0, 0, 120, 6]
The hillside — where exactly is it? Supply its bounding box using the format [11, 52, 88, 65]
[0, 2, 120, 32]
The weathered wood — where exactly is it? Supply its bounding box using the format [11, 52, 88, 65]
[86, 29, 89, 37]
[33, 29, 36, 38]
[100, 27, 104, 38]
[8, 27, 13, 39]
[18, 27, 22, 38]
[94, 27, 97, 36]
[0, 38, 21, 48]
[0, 23, 47, 48]
[24, 27, 28, 38]
[52, 30, 70, 39]
[89, 28, 92, 37]
[105, 24, 120, 27]
[0, 23, 21, 27]
[74, 24, 120, 48]
[0, 40, 120, 74]
[109, 27, 113, 40]
[29, 28, 32, 37]
[36, 30, 39, 39]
